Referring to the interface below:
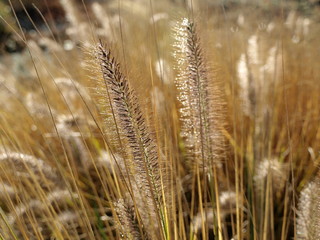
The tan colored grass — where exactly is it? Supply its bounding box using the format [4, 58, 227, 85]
[0, 0, 319, 239]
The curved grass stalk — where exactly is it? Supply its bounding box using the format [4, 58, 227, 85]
[96, 42, 166, 239]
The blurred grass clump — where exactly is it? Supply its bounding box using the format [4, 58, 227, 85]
[0, 0, 15, 49]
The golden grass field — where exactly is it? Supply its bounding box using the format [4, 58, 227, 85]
[0, 0, 319, 239]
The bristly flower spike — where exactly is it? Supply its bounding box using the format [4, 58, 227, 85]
[95, 41, 165, 239]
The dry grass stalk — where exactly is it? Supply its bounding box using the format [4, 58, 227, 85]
[95, 42, 165, 238]
[174, 18, 226, 170]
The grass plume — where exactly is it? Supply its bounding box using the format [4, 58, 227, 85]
[95, 42, 166, 238]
